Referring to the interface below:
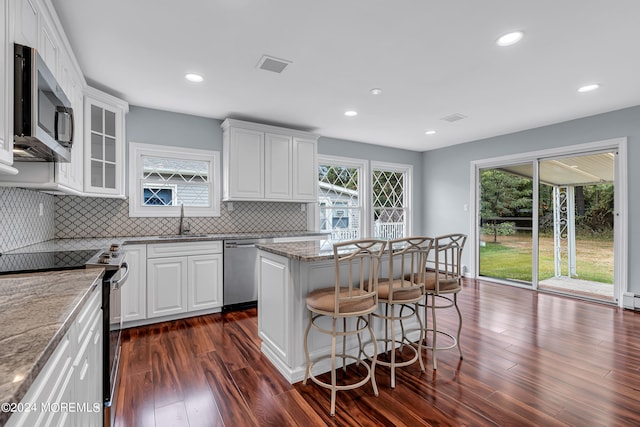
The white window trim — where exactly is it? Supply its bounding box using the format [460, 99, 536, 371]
[317, 154, 369, 237]
[128, 142, 221, 217]
[371, 160, 413, 238]
[316, 155, 414, 240]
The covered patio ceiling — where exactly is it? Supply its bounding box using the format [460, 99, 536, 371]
[498, 152, 615, 186]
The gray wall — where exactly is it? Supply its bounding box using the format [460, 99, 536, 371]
[127, 106, 223, 151]
[421, 105, 639, 293]
[126, 106, 425, 235]
[319, 136, 424, 235]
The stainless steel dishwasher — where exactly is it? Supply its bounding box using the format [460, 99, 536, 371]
[223, 238, 273, 312]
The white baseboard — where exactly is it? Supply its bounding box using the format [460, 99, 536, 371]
[622, 292, 639, 310]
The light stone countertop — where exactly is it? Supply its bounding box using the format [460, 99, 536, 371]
[5, 232, 328, 254]
[256, 240, 339, 261]
[256, 239, 404, 262]
[0, 269, 104, 424]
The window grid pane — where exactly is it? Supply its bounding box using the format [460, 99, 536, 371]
[373, 169, 407, 239]
[141, 156, 210, 207]
[318, 164, 362, 241]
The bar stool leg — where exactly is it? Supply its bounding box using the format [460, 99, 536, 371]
[431, 295, 438, 370]
[455, 294, 463, 360]
[330, 317, 337, 416]
[365, 313, 379, 397]
[390, 304, 397, 388]
[303, 314, 313, 385]
[414, 302, 425, 372]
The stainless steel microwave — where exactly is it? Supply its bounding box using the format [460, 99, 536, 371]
[13, 43, 74, 162]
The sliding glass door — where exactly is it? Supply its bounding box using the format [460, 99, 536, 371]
[478, 163, 534, 285]
[536, 152, 615, 302]
[475, 147, 618, 303]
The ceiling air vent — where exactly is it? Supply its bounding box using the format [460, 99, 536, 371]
[440, 113, 467, 123]
[256, 55, 291, 74]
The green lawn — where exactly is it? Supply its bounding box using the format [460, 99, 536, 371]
[479, 235, 614, 284]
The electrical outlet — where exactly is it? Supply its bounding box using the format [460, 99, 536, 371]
[300, 203, 306, 212]
[227, 202, 234, 211]
[39, 203, 44, 216]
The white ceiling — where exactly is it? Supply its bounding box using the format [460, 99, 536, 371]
[500, 152, 615, 186]
[51, 0, 640, 152]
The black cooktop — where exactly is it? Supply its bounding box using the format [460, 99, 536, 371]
[0, 249, 100, 275]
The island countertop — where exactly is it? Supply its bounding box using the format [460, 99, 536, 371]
[0, 269, 104, 423]
[256, 240, 344, 261]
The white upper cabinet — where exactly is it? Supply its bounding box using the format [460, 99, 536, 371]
[265, 132, 293, 199]
[38, 10, 57, 74]
[0, 0, 92, 185]
[54, 65, 83, 192]
[225, 126, 264, 199]
[83, 86, 128, 197]
[0, 0, 13, 169]
[222, 119, 318, 202]
[14, 0, 38, 48]
[292, 136, 318, 200]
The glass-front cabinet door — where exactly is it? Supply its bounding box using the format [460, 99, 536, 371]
[83, 87, 128, 196]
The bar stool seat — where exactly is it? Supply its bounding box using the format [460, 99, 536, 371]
[306, 287, 376, 314]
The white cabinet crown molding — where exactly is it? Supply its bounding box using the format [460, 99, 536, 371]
[221, 118, 319, 140]
[84, 85, 129, 112]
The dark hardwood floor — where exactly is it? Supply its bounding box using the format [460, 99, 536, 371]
[115, 279, 640, 426]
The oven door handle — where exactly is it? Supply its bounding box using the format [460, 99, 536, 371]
[112, 262, 129, 289]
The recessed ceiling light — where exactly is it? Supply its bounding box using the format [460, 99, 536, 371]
[496, 31, 524, 47]
[370, 88, 383, 95]
[425, 130, 437, 135]
[185, 73, 204, 83]
[344, 110, 358, 117]
[577, 83, 600, 93]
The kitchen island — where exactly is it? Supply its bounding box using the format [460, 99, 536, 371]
[256, 240, 421, 383]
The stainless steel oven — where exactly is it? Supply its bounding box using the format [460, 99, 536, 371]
[86, 246, 129, 427]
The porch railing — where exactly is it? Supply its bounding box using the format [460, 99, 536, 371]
[327, 222, 405, 241]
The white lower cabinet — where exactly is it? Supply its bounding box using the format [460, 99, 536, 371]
[144, 241, 223, 321]
[6, 283, 102, 427]
[147, 256, 188, 318]
[71, 307, 102, 427]
[122, 244, 147, 322]
[188, 253, 223, 311]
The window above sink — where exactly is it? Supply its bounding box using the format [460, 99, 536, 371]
[129, 142, 221, 217]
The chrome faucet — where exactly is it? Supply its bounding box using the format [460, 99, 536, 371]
[179, 204, 190, 235]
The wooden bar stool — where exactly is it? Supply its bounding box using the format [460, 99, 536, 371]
[303, 239, 386, 416]
[373, 236, 434, 388]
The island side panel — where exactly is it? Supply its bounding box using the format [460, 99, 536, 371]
[258, 251, 290, 363]
[258, 249, 339, 383]
[258, 248, 421, 384]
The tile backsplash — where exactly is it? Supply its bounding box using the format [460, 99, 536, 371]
[55, 196, 308, 238]
[1, 188, 308, 248]
[0, 188, 55, 252]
